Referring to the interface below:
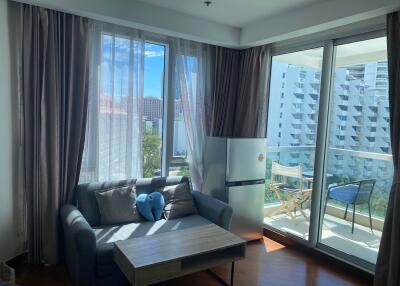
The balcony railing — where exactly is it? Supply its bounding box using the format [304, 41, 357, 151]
[265, 145, 392, 219]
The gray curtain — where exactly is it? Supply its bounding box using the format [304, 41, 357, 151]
[22, 5, 89, 264]
[375, 11, 400, 286]
[209, 45, 271, 138]
[209, 47, 240, 136]
[233, 45, 271, 137]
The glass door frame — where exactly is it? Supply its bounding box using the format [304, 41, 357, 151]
[265, 28, 387, 273]
[265, 41, 325, 246]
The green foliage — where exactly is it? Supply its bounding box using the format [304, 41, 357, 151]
[142, 130, 161, 178]
[177, 166, 190, 177]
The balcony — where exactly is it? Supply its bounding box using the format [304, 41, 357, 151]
[264, 145, 392, 264]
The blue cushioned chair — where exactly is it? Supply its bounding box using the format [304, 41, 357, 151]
[323, 179, 375, 234]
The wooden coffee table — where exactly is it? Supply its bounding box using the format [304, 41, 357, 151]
[114, 224, 246, 286]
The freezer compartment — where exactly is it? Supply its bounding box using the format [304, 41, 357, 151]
[226, 138, 267, 183]
[228, 183, 265, 240]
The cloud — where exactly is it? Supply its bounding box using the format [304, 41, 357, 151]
[145, 50, 165, 58]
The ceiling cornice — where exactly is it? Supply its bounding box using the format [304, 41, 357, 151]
[11, 0, 400, 49]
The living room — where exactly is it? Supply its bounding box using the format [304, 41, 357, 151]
[1, 0, 400, 285]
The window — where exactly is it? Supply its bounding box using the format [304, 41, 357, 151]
[264, 47, 324, 241]
[264, 34, 391, 270]
[80, 32, 166, 182]
[143, 43, 166, 177]
[169, 54, 202, 178]
[320, 37, 391, 264]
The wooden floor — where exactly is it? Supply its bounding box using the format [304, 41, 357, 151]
[12, 237, 371, 286]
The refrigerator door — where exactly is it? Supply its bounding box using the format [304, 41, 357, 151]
[228, 183, 265, 240]
[226, 138, 266, 182]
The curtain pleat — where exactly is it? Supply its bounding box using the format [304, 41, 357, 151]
[233, 45, 271, 138]
[374, 11, 400, 286]
[173, 39, 214, 191]
[79, 22, 145, 183]
[209, 45, 271, 138]
[209, 47, 240, 137]
[22, 5, 89, 264]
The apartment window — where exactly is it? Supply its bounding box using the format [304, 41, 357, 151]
[264, 34, 391, 270]
[320, 36, 391, 265]
[143, 43, 166, 177]
[80, 34, 166, 182]
[169, 54, 203, 177]
[264, 47, 323, 242]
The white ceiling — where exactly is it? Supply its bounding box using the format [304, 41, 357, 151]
[137, 0, 327, 28]
[273, 37, 387, 69]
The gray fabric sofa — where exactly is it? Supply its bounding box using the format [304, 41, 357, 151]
[60, 176, 233, 286]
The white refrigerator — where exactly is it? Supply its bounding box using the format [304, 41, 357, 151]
[203, 137, 266, 240]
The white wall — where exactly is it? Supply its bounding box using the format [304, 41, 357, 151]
[0, 0, 18, 262]
[240, 0, 400, 47]
[13, 0, 240, 48]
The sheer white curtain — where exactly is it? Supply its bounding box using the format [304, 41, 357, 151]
[173, 39, 214, 191]
[80, 22, 145, 182]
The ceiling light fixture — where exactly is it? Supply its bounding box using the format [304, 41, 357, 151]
[204, 1, 212, 7]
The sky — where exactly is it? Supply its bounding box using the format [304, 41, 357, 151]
[101, 35, 165, 99]
[144, 43, 165, 98]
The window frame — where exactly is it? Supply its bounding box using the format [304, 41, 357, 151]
[265, 27, 387, 273]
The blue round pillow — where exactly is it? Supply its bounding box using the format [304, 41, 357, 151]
[136, 192, 165, 221]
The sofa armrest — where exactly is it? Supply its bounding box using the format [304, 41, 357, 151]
[60, 205, 96, 286]
[191, 191, 233, 230]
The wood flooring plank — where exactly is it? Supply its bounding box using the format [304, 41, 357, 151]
[11, 237, 372, 286]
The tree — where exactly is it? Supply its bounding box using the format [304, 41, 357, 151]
[142, 130, 161, 178]
[178, 166, 190, 177]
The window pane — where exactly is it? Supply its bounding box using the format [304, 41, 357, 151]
[143, 42, 165, 177]
[173, 95, 187, 158]
[320, 37, 391, 264]
[264, 47, 324, 241]
[80, 37, 165, 183]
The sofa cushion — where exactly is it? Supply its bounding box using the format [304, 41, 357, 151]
[162, 183, 198, 219]
[94, 214, 212, 270]
[75, 179, 136, 226]
[95, 186, 142, 225]
[75, 177, 188, 226]
[135, 176, 190, 196]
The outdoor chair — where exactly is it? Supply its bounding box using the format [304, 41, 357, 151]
[323, 179, 376, 234]
[268, 162, 312, 221]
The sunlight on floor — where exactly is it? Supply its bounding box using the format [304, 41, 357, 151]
[262, 237, 286, 253]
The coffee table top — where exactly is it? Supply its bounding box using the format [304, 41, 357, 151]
[114, 224, 245, 269]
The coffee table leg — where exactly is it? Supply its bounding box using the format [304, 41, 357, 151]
[207, 262, 235, 286]
[230, 262, 235, 286]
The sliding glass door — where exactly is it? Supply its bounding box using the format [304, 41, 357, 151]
[264, 33, 391, 269]
[319, 36, 392, 265]
[264, 47, 324, 241]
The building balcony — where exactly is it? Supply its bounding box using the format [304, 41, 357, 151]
[264, 145, 392, 264]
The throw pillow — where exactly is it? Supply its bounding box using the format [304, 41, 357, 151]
[94, 185, 141, 225]
[136, 192, 165, 221]
[162, 183, 198, 220]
